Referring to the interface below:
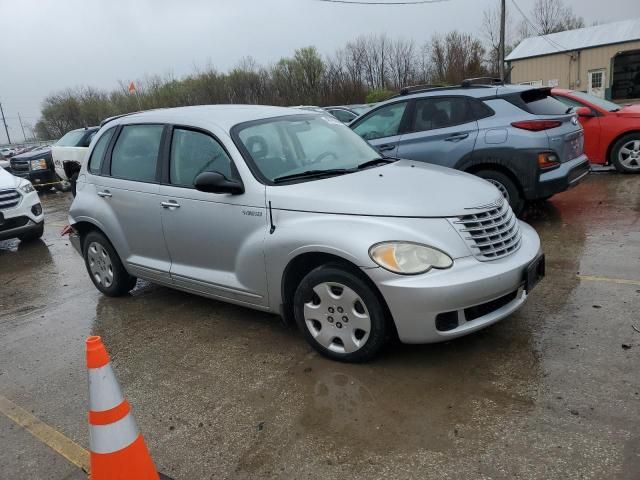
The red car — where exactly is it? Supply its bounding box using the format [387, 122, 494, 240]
[552, 88, 640, 173]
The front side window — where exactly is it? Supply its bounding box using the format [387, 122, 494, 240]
[352, 102, 408, 140]
[88, 128, 115, 173]
[235, 114, 380, 183]
[110, 124, 163, 182]
[411, 97, 473, 132]
[170, 129, 233, 187]
[553, 95, 583, 109]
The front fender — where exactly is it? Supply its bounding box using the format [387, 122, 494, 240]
[264, 209, 470, 308]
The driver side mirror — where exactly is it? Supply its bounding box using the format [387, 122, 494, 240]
[194, 171, 244, 194]
[576, 106, 595, 118]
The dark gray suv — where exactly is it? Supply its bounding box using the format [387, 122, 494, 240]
[350, 80, 590, 213]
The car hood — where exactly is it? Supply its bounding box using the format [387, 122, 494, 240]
[0, 166, 26, 189]
[12, 147, 52, 160]
[616, 104, 640, 118]
[266, 160, 502, 217]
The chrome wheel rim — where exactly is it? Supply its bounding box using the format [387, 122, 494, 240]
[303, 282, 371, 354]
[487, 179, 511, 202]
[618, 139, 640, 170]
[87, 242, 114, 288]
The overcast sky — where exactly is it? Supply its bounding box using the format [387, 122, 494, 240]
[0, 0, 638, 143]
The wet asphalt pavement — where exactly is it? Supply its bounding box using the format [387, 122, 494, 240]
[1, 173, 639, 480]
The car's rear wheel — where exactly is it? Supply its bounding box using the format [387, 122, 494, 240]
[475, 170, 524, 215]
[293, 265, 388, 362]
[82, 231, 137, 296]
[611, 134, 640, 173]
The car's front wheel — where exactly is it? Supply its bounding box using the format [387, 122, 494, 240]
[293, 265, 388, 362]
[82, 231, 137, 296]
[611, 134, 640, 173]
[475, 170, 524, 215]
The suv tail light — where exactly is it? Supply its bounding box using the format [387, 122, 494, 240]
[511, 120, 562, 131]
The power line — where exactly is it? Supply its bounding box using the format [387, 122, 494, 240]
[313, 0, 448, 5]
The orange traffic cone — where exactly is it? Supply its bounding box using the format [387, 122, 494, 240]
[86, 336, 162, 480]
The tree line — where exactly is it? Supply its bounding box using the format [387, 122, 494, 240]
[35, 0, 584, 140]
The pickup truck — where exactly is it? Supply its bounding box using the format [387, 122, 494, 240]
[51, 127, 99, 195]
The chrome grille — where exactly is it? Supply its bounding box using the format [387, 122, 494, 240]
[0, 189, 21, 210]
[452, 200, 521, 261]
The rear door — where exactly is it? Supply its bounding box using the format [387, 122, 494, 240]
[91, 123, 172, 282]
[396, 96, 479, 167]
[351, 101, 410, 156]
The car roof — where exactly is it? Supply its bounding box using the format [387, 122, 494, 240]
[107, 105, 309, 132]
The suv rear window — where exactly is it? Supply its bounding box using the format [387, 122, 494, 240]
[518, 89, 568, 115]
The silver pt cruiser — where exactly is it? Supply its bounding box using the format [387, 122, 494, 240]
[67, 105, 544, 362]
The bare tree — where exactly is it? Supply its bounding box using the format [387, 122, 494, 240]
[388, 38, 417, 89]
[429, 32, 488, 85]
[531, 0, 584, 35]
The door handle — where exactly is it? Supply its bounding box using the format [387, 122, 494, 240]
[97, 190, 112, 198]
[444, 133, 469, 142]
[377, 144, 396, 152]
[161, 201, 180, 209]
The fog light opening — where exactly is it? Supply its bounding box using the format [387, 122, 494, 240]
[435, 311, 459, 332]
[31, 204, 43, 216]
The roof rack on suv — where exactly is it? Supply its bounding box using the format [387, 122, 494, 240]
[461, 77, 504, 87]
[393, 84, 455, 98]
[100, 108, 167, 128]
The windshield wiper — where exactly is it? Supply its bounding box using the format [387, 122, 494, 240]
[273, 169, 353, 183]
[356, 157, 398, 170]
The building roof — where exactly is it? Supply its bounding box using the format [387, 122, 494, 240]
[506, 18, 640, 62]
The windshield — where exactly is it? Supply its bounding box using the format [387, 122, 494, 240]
[570, 91, 620, 112]
[234, 114, 381, 183]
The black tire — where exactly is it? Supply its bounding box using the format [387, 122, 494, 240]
[293, 264, 388, 362]
[70, 172, 79, 197]
[18, 222, 44, 242]
[475, 169, 524, 215]
[82, 231, 137, 297]
[610, 133, 640, 173]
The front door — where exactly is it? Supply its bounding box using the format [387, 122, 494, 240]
[588, 69, 606, 98]
[396, 97, 479, 167]
[351, 101, 410, 157]
[93, 123, 171, 283]
[159, 127, 269, 307]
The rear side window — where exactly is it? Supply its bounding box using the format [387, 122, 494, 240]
[411, 97, 473, 132]
[518, 89, 568, 115]
[330, 109, 357, 123]
[469, 99, 494, 120]
[55, 130, 85, 147]
[110, 125, 163, 183]
[170, 129, 233, 187]
[88, 128, 115, 174]
[352, 102, 408, 140]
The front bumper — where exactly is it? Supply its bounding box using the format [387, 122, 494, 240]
[10, 167, 59, 187]
[0, 189, 44, 240]
[366, 221, 541, 344]
[534, 154, 590, 199]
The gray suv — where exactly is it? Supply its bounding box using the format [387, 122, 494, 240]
[67, 105, 543, 362]
[350, 81, 590, 213]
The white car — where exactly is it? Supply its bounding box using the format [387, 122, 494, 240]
[51, 127, 99, 194]
[0, 166, 44, 242]
[1, 147, 16, 158]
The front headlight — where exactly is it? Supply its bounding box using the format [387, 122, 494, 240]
[369, 242, 453, 275]
[20, 181, 35, 193]
[30, 158, 48, 171]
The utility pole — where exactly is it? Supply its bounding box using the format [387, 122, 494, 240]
[499, 0, 506, 81]
[0, 102, 11, 145]
[18, 113, 27, 142]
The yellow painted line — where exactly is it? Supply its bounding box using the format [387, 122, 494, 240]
[578, 274, 640, 287]
[0, 395, 90, 473]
